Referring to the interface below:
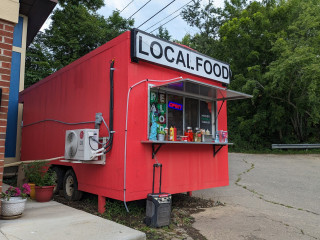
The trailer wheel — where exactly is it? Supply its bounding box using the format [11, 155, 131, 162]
[51, 166, 65, 195]
[63, 169, 82, 201]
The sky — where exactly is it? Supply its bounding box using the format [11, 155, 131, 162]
[41, 0, 226, 41]
[98, 0, 225, 41]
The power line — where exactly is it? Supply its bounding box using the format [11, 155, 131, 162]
[120, 0, 134, 13]
[145, 0, 192, 31]
[137, 0, 176, 29]
[128, 0, 152, 20]
[150, 13, 180, 33]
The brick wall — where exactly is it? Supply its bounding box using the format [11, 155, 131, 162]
[0, 19, 14, 195]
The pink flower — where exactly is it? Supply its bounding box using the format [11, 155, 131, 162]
[14, 187, 21, 197]
[22, 183, 31, 194]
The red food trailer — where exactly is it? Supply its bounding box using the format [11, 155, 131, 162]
[19, 29, 251, 213]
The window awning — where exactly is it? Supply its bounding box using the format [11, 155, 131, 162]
[150, 79, 252, 101]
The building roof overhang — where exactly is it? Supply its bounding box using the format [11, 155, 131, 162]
[19, 0, 57, 47]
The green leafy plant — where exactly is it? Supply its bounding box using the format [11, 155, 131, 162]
[158, 130, 166, 135]
[34, 169, 56, 187]
[23, 162, 56, 187]
[23, 161, 44, 183]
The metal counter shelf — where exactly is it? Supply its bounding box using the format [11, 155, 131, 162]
[141, 141, 233, 158]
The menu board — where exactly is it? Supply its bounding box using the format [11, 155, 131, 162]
[200, 101, 212, 132]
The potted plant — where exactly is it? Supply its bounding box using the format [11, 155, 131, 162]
[24, 162, 56, 202]
[1, 184, 30, 218]
[158, 130, 166, 141]
[23, 162, 44, 199]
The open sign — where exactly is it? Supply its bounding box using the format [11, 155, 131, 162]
[168, 101, 182, 111]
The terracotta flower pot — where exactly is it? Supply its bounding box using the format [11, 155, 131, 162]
[1, 197, 27, 217]
[35, 186, 55, 202]
[29, 183, 36, 200]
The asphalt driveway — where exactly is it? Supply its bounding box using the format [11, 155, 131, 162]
[192, 153, 320, 240]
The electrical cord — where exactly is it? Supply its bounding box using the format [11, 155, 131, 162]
[123, 76, 182, 213]
[89, 136, 99, 151]
[90, 136, 108, 146]
[101, 115, 111, 140]
[120, 0, 134, 13]
[146, 0, 192, 31]
[150, 13, 180, 33]
[128, 0, 152, 19]
[23, 119, 95, 128]
[103, 60, 115, 154]
[137, 0, 176, 28]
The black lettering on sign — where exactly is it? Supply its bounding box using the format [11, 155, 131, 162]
[222, 66, 229, 79]
[186, 53, 191, 69]
[164, 46, 174, 63]
[176, 50, 186, 67]
[139, 36, 149, 56]
[150, 41, 163, 59]
[213, 63, 221, 77]
[196, 57, 203, 71]
[204, 60, 212, 74]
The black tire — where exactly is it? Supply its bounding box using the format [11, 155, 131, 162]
[63, 169, 83, 201]
[51, 166, 65, 195]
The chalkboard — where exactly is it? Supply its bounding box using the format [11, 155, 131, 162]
[200, 101, 212, 132]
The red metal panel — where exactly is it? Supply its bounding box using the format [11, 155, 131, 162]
[20, 31, 229, 202]
[124, 59, 229, 201]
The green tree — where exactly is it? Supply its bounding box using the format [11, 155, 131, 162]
[182, 0, 320, 149]
[156, 26, 171, 40]
[263, 0, 320, 142]
[25, 2, 134, 87]
[25, 33, 54, 88]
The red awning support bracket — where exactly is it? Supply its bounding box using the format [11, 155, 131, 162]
[213, 145, 224, 157]
[152, 143, 164, 159]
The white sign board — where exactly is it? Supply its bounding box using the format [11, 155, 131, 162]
[131, 29, 230, 84]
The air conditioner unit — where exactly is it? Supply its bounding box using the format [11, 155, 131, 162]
[65, 129, 99, 161]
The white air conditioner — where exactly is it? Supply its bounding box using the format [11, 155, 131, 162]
[65, 129, 99, 161]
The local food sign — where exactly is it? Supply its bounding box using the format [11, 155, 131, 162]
[131, 29, 230, 84]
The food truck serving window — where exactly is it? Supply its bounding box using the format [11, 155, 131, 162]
[150, 91, 214, 138]
[148, 79, 252, 140]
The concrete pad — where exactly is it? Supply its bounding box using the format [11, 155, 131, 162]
[0, 200, 145, 240]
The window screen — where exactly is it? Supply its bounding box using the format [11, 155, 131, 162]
[185, 98, 199, 130]
[149, 91, 214, 139]
[167, 94, 183, 135]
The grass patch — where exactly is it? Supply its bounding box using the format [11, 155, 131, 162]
[54, 193, 216, 239]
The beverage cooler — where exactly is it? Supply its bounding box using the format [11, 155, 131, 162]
[19, 29, 251, 212]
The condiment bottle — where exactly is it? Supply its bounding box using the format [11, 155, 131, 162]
[195, 128, 201, 142]
[164, 127, 168, 141]
[215, 131, 220, 143]
[169, 126, 174, 141]
[201, 129, 205, 142]
[187, 127, 193, 142]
